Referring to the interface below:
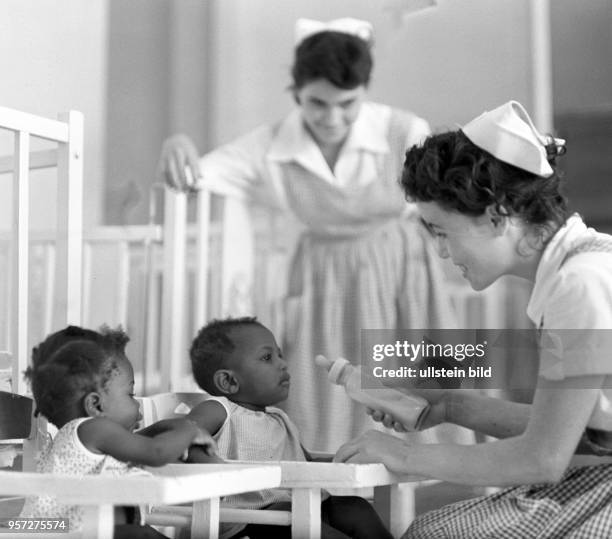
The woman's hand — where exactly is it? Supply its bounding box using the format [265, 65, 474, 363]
[367, 388, 450, 432]
[157, 134, 201, 191]
[333, 430, 411, 475]
[366, 408, 409, 432]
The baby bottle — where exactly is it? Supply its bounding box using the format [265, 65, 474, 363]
[315, 355, 430, 431]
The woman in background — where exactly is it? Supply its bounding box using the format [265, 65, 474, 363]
[158, 18, 456, 451]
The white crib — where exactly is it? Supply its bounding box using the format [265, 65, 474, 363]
[0, 106, 83, 395]
[0, 104, 534, 397]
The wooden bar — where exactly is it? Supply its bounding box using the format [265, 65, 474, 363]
[0, 106, 69, 142]
[11, 131, 29, 395]
[291, 488, 321, 539]
[54, 110, 84, 328]
[0, 148, 57, 175]
[191, 498, 220, 539]
[42, 243, 56, 337]
[194, 188, 211, 330]
[115, 241, 130, 327]
[160, 189, 188, 390]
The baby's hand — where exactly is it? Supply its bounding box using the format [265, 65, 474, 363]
[191, 424, 218, 457]
[187, 445, 225, 464]
[314, 354, 334, 371]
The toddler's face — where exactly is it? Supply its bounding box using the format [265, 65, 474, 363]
[226, 324, 290, 409]
[100, 356, 142, 431]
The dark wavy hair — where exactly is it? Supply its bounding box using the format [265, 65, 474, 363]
[291, 31, 372, 90]
[400, 130, 568, 231]
[24, 325, 129, 427]
[190, 316, 262, 395]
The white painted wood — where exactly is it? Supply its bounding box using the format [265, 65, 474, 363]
[291, 488, 321, 539]
[11, 130, 29, 395]
[115, 241, 130, 327]
[146, 464, 282, 500]
[81, 506, 114, 539]
[149, 505, 292, 526]
[0, 106, 69, 142]
[0, 225, 163, 243]
[220, 196, 254, 316]
[191, 498, 219, 539]
[220, 507, 291, 525]
[195, 188, 211, 329]
[0, 465, 281, 538]
[42, 243, 56, 337]
[145, 391, 208, 423]
[174, 461, 425, 538]
[374, 483, 416, 538]
[268, 461, 422, 489]
[81, 242, 93, 328]
[54, 110, 84, 328]
[0, 148, 57, 174]
[143, 272, 160, 394]
[160, 189, 188, 390]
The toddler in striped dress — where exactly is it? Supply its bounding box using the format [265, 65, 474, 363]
[186, 316, 393, 539]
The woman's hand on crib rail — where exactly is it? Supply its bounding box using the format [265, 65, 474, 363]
[157, 133, 201, 192]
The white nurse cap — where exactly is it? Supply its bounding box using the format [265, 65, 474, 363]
[294, 18, 374, 46]
[462, 100, 565, 177]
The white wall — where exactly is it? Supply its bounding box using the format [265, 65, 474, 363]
[209, 0, 533, 145]
[0, 0, 109, 229]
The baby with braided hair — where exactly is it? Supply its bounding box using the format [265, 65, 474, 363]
[20, 325, 217, 539]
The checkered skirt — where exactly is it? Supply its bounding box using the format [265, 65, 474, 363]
[404, 464, 612, 538]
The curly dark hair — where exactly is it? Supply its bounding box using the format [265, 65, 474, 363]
[291, 31, 372, 90]
[190, 316, 262, 395]
[29, 325, 104, 370]
[24, 325, 130, 427]
[400, 130, 568, 231]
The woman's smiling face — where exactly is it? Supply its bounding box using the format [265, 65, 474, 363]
[416, 201, 515, 291]
[295, 79, 365, 147]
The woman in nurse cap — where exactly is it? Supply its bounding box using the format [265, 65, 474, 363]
[336, 101, 612, 538]
[158, 18, 457, 452]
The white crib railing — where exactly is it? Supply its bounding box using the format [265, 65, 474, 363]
[0, 106, 83, 395]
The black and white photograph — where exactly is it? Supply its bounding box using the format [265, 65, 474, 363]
[1, 1, 612, 537]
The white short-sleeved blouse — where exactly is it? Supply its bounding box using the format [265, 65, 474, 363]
[527, 214, 612, 430]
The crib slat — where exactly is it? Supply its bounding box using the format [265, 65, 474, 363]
[12, 131, 30, 394]
[194, 189, 211, 330]
[0, 149, 58, 175]
[54, 111, 83, 328]
[81, 243, 93, 328]
[115, 241, 130, 327]
[42, 243, 56, 337]
[219, 196, 254, 316]
[160, 190, 188, 391]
